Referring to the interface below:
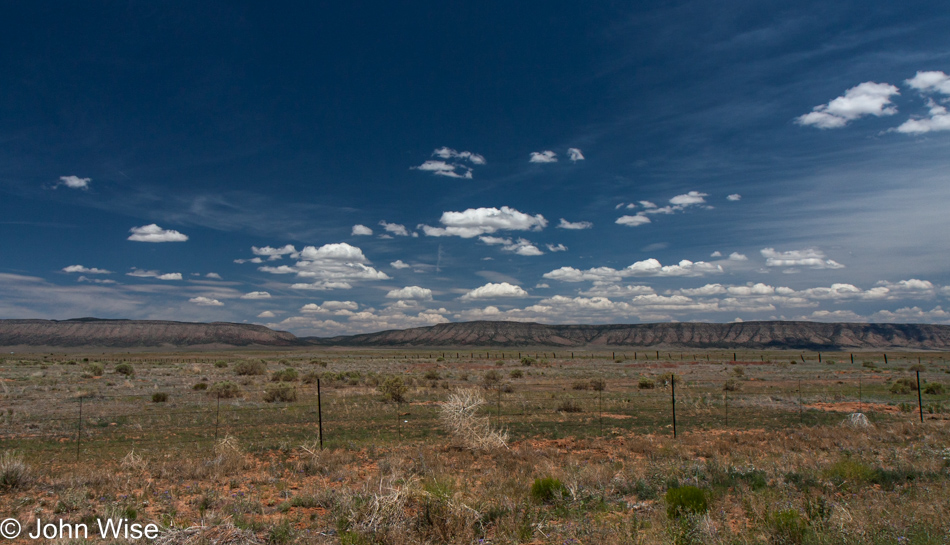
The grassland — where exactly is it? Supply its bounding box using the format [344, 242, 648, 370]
[1, 348, 949, 544]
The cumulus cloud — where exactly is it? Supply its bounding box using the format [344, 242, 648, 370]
[615, 215, 651, 227]
[546, 243, 568, 252]
[379, 221, 410, 236]
[710, 251, 722, 257]
[127, 268, 182, 280]
[301, 301, 360, 314]
[241, 291, 271, 299]
[795, 81, 900, 129]
[905, 71, 950, 95]
[894, 99, 950, 134]
[728, 252, 748, 261]
[62, 265, 112, 275]
[253, 242, 389, 290]
[478, 236, 544, 256]
[385, 286, 433, 300]
[727, 194, 741, 201]
[760, 248, 845, 269]
[669, 191, 708, 206]
[544, 258, 723, 282]
[57, 175, 91, 190]
[352, 224, 373, 236]
[567, 148, 584, 162]
[128, 224, 189, 242]
[257, 310, 276, 318]
[206, 272, 222, 279]
[557, 218, 592, 230]
[252, 244, 296, 260]
[234, 257, 263, 264]
[529, 150, 557, 163]
[413, 147, 484, 179]
[460, 282, 529, 301]
[189, 296, 223, 306]
[390, 260, 411, 269]
[872, 306, 950, 323]
[420, 206, 547, 238]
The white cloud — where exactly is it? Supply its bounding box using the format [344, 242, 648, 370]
[760, 248, 845, 269]
[905, 71, 950, 95]
[257, 311, 276, 318]
[615, 214, 651, 227]
[77, 276, 116, 284]
[432, 147, 486, 164]
[546, 243, 568, 252]
[872, 306, 950, 323]
[529, 150, 557, 163]
[710, 251, 723, 258]
[58, 175, 91, 190]
[62, 265, 112, 274]
[460, 282, 529, 301]
[479, 236, 544, 256]
[241, 291, 271, 299]
[126, 268, 182, 280]
[557, 218, 593, 230]
[301, 301, 360, 314]
[189, 296, 223, 306]
[543, 258, 723, 282]
[669, 191, 708, 206]
[640, 201, 657, 209]
[385, 286, 433, 300]
[205, 272, 222, 279]
[727, 194, 741, 201]
[390, 260, 411, 269]
[728, 252, 748, 261]
[379, 221, 410, 236]
[252, 244, 296, 260]
[420, 206, 547, 238]
[255, 242, 389, 289]
[234, 257, 263, 264]
[352, 224, 373, 236]
[128, 224, 189, 243]
[567, 148, 584, 162]
[795, 81, 900, 129]
[895, 99, 950, 134]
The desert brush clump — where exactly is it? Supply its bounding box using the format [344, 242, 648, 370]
[263, 383, 297, 403]
[234, 360, 267, 376]
[0, 452, 31, 489]
[439, 388, 508, 450]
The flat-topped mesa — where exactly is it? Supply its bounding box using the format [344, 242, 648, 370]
[0, 318, 301, 347]
[308, 320, 950, 350]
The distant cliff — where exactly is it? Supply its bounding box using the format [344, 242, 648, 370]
[0, 318, 301, 347]
[308, 320, 950, 350]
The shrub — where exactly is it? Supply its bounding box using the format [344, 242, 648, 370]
[214, 360, 228, 368]
[890, 377, 918, 394]
[638, 378, 656, 389]
[909, 364, 926, 372]
[520, 357, 537, 366]
[572, 380, 589, 390]
[302, 372, 320, 384]
[234, 360, 267, 376]
[482, 370, 501, 389]
[439, 388, 508, 450]
[557, 400, 582, 413]
[495, 360, 505, 367]
[151, 392, 169, 403]
[114, 363, 135, 376]
[590, 378, 606, 391]
[0, 452, 31, 489]
[193, 382, 208, 391]
[509, 369, 524, 379]
[271, 368, 299, 382]
[824, 458, 876, 486]
[862, 361, 876, 369]
[378, 376, 408, 403]
[83, 362, 104, 377]
[665, 486, 709, 519]
[767, 509, 809, 545]
[210, 381, 241, 399]
[723, 379, 739, 392]
[424, 369, 441, 381]
[924, 382, 945, 395]
[530, 477, 567, 504]
[264, 384, 297, 403]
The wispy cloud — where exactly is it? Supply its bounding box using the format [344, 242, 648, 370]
[241, 291, 271, 299]
[127, 268, 183, 280]
[412, 147, 485, 179]
[760, 248, 845, 270]
[567, 148, 585, 162]
[557, 218, 593, 230]
[62, 265, 112, 274]
[189, 296, 223, 306]
[379, 221, 410, 236]
[57, 175, 91, 190]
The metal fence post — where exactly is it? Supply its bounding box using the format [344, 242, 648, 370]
[917, 370, 924, 423]
[317, 378, 324, 450]
[671, 374, 677, 438]
[76, 395, 83, 462]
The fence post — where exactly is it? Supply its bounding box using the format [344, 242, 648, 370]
[724, 393, 728, 427]
[214, 395, 220, 444]
[671, 374, 677, 438]
[76, 395, 83, 462]
[599, 388, 603, 436]
[917, 370, 924, 423]
[859, 372, 863, 414]
[798, 379, 803, 425]
[317, 378, 324, 449]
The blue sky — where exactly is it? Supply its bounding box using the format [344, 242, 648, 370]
[2, 1, 950, 335]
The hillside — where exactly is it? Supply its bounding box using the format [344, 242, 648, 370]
[309, 320, 950, 350]
[0, 318, 301, 348]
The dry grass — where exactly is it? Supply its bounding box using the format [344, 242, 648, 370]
[439, 387, 509, 450]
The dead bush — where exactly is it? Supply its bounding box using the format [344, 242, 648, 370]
[440, 388, 508, 450]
